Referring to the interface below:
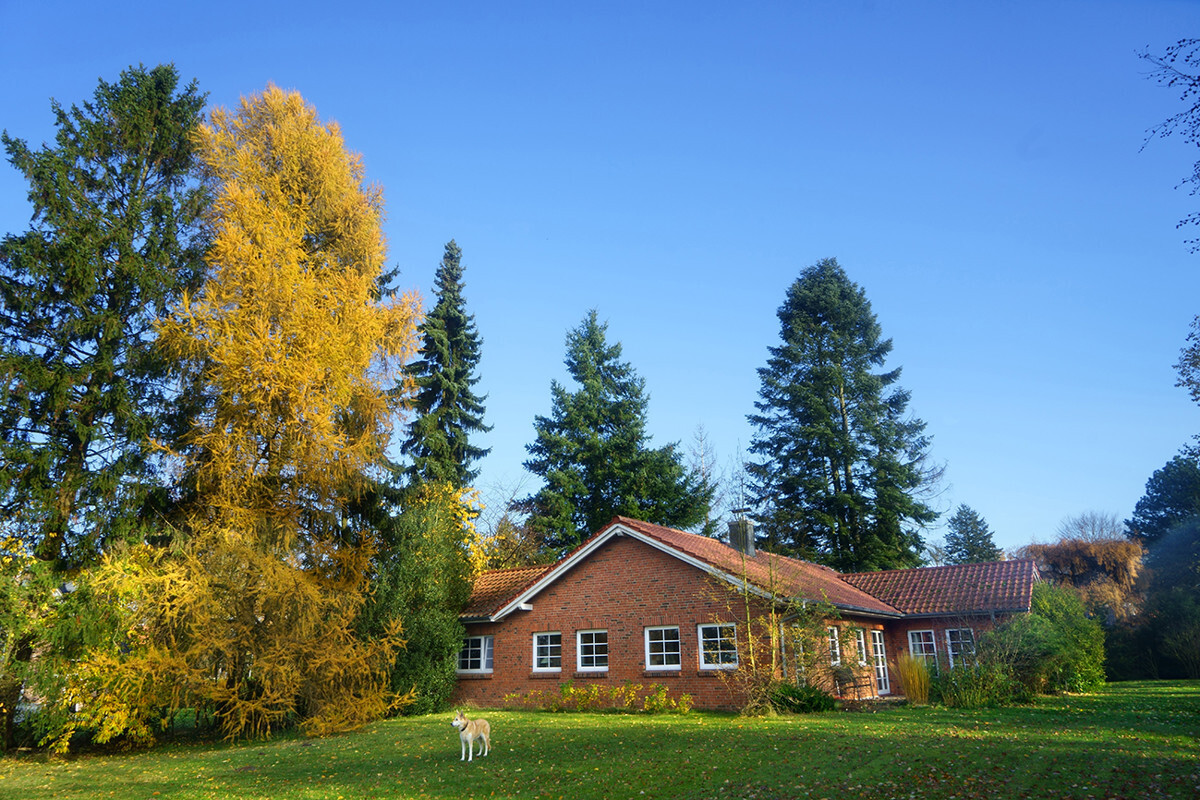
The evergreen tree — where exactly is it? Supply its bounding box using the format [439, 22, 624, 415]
[747, 258, 936, 571]
[0, 65, 207, 569]
[400, 240, 490, 487]
[1127, 453, 1200, 544]
[519, 310, 712, 552]
[944, 504, 1002, 564]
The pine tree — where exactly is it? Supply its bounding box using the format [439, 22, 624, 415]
[0, 65, 207, 568]
[944, 504, 1003, 564]
[400, 240, 490, 488]
[520, 310, 713, 552]
[747, 258, 936, 571]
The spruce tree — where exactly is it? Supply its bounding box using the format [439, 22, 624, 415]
[401, 240, 490, 488]
[747, 258, 936, 571]
[520, 310, 713, 552]
[0, 65, 207, 568]
[944, 504, 1003, 564]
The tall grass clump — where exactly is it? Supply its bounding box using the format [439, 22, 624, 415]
[896, 653, 931, 705]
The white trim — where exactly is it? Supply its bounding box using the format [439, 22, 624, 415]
[828, 626, 841, 666]
[457, 635, 494, 674]
[491, 522, 782, 621]
[644, 625, 682, 671]
[871, 629, 890, 695]
[854, 628, 868, 666]
[698, 622, 739, 669]
[945, 628, 976, 668]
[532, 631, 562, 672]
[576, 629, 609, 672]
[908, 629, 937, 664]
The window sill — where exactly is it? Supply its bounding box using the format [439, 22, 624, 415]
[455, 672, 493, 681]
[572, 670, 609, 678]
[529, 671, 562, 679]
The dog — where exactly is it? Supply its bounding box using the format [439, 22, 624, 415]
[451, 710, 490, 762]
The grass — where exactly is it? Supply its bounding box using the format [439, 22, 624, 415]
[1, 681, 1198, 799]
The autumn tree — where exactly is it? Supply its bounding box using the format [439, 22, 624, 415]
[1016, 524, 1144, 624]
[0, 65, 207, 569]
[747, 258, 937, 571]
[519, 310, 713, 552]
[55, 86, 422, 747]
[400, 240, 490, 488]
[1141, 40, 1200, 250]
[944, 504, 1002, 564]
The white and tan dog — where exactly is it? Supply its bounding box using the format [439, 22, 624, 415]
[451, 710, 490, 762]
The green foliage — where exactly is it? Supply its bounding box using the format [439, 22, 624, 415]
[1126, 454, 1200, 544]
[400, 240, 491, 488]
[981, 583, 1106, 695]
[747, 258, 937, 571]
[519, 310, 714, 552]
[0, 64, 207, 568]
[502, 680, 693, 714]
[944, 504, 1003, 564]
[769, 681, 836, 713]
[932, 661, 1024, 708]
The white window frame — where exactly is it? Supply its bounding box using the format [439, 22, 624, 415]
[908, 629, 937, 665]
[457, 635, 494, 674]
[945, 628, 976, 668]
[854, 628, 868, 666]
[871, 629, 890, 695]
[532, 631, 562, 672]
[828, 626, 841, 666]
[644, 626, 681, 671]
[698, 623, 739, 669]
[576, 629, 609, 672]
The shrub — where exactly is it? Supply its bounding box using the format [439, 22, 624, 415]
[770, 681, 836, 713]
[932, 661, 1022, 708]
[896, 653, 931, 705]
[502, 681, 692, 714]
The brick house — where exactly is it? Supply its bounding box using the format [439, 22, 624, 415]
[453, 516, 1039, 710]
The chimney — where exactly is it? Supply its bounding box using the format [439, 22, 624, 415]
[728, 511, 756, 557]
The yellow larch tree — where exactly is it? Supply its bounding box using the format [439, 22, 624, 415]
[57, 86, 422, 746]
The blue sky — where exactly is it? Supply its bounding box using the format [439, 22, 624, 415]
[2, 1, 1198, 552]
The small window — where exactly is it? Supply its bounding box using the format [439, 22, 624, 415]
[533, 632, 562, 671]
[699, 623, 738, 669]
[946, 628, 976, 668]
[458, 635, 494, 673]
[828, 626, 842, 666]
[577, 629, 608, 671]
[645, 626, 681, 670]
[871, 630, 890, 695]
[908, 630, 936, 665]
[854, 628, 868, 666]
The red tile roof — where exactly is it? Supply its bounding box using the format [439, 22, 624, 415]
[611, 517, 902, 616]
[460, 518, 1039, 622]
[841, 559, 1040, 616]
[460, 563, 554, 619]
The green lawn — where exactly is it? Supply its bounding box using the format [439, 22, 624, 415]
[2, 681, 1197, 800]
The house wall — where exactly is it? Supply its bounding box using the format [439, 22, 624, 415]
[883, 614, 1014, 679]
[454, 534, 751, 710]
[453, 535, 908, 710]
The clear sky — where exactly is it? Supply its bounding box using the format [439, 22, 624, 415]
[2, 1, 1198, 553]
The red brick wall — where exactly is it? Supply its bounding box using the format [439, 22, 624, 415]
[881, 613, 1015, 695]
[453, 534, 748, 710]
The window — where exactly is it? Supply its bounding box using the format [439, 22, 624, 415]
[871, 630, 890, 694]
[699, 623, 738, 669]
[828, 626, 841, 666]
[533, 632, 561, 672]
[854, 628, 868, 666]
[946, 628, 976, 668]
[908, 630, 936, 665]
[577, 630, 608, 671]
[645, 626, 681, 670]
[457, 635, 493, 673]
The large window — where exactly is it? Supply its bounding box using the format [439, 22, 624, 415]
[908, 630, 936, 665]
[946, 628, 976, 668]
[577, 629, 609, 671]
[533, 632, 562, 672]
[458, 635, 494, 674]
[828, 626, 842, 666]
[699, 623, 738, 669]
[645, 626, 681, 670]
[854, 628, 868, 666]
[871, 630, 890, 694]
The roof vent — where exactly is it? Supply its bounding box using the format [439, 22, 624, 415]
[728, 511, 756, 557]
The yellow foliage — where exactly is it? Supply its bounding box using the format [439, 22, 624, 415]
[412, 482, 488, 577]
[61, 85, 421, 746]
